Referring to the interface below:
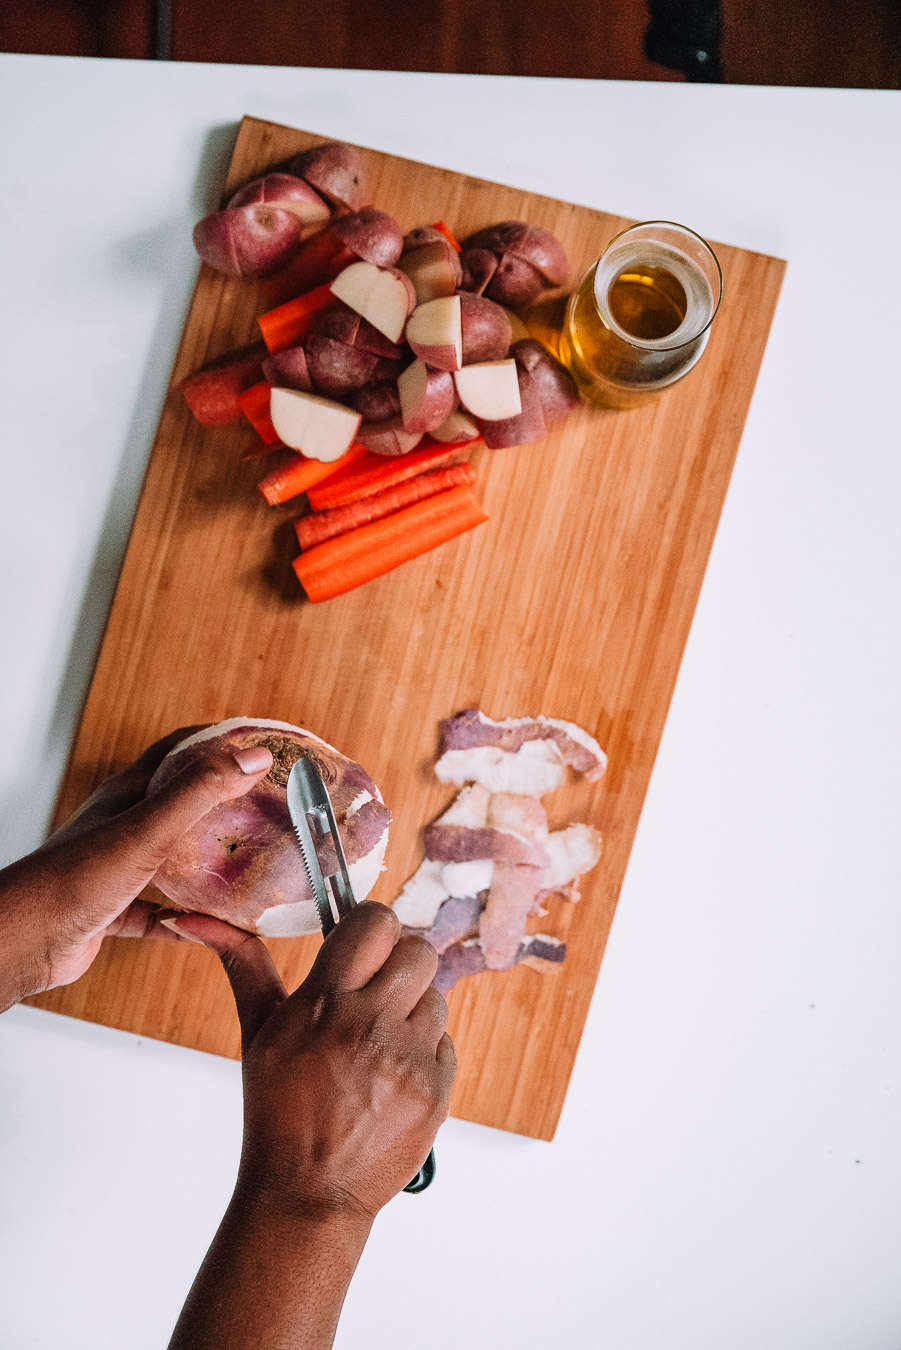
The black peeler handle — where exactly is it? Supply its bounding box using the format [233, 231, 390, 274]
[403, 1147, 436, 1193]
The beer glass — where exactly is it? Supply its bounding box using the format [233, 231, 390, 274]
[559, 221, 722, 409]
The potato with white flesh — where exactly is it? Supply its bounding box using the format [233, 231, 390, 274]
[330, 261, 416, 344]
[458, 291, 513, 364]
[454, 359, 521, 420]
[331, 208, 404, 267]
[511, 338, 581, 421]
[405, 295, 463, 371]
[290, 141, 368, 212]
[269, 388, 361, 461]
[398, 228, 463, 303]
[357, 415, 423, 457]
[430, 409, 480, 443]
[398, 360, 456, 435]
[478, 365, 547, 449]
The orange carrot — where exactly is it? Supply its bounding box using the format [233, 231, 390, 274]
[261, 229, 356, 306]
[431, 220, 462, 253]
[237, 381, 278, 443]
[258, 443, 369, 507]
[296, 463, 478, 550]
[307, 439, 479, 511]
[258, 282, 337, 353]
[293, 485, 488, 602]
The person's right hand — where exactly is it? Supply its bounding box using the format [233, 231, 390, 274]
[170, 902, 455, 1222]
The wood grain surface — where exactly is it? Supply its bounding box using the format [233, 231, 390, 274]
[29, 117, 785, 1139]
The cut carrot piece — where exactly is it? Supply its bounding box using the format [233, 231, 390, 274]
[261, 230, 357, 307]
[296, 463, 478, 550]
[307, 439, 480, 511]
[237, 381, 278, 444]
[431, 220, 462, 253]
[258, 282, 337, 353]
[293, 484, 488, 602]
[258, 443, 368, 507]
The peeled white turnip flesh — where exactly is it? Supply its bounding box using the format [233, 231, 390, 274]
[147, 718, 390, 937]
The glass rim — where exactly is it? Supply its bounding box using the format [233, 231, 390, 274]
[593, 220, 723, 352]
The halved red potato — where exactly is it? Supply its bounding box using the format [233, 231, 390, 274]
[460, 221, 568, 307]
[330, 262, 416, 343]
[269, 388, 361, 461]
[398, 360, 457, 435]
[454, 359, 522, 420]
[305, 335, 379, 399]
[429, 409, 481, 443]
[398, 228, 463, 303]
[511, 339, 581, 420]
[459, 291, 512, 364]
[357, 415, 424, 457]
[261, 344, 313, 393]
[331, 208, 404, 268]
[349, 379, 402, 421]
[478, 365, 547, 448]
[290, 141, 368, 212]
[405, 295, 463, 371]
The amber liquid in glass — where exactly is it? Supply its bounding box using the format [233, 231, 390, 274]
[607, 265, 688, 341]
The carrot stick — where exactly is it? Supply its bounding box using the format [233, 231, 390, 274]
[296, 463, 478, 550]
[237, 381, 279, 443]
[258, 443, 369, 507]
[307, 439, 479, 511]
[261, 229, 356, 306]
[431, 220, 462, 253]
[258, 282, 337, 353]
[293, 485, 488, 602]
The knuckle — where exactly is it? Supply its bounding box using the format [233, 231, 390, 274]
[357, 900, 400, 938]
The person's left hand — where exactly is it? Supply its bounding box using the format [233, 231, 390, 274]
[0, 727, 273, 1012]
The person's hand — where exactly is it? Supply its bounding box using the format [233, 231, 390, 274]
[0, 727, 273, 1012]
[172, 902, 456, 1224]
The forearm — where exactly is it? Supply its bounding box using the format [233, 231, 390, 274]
[167, 1184, 372, 1350]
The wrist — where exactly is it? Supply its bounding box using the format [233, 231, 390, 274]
[231, 1168, 375, 1249]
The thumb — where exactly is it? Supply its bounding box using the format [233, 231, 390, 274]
[165, 913, 287, 1049]
[85, 746, 273, 896]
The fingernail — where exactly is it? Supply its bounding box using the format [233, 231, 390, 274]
[160, 916, 206, 945]
[232, 747, 273, 775]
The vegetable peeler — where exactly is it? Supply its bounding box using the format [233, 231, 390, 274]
[286, 756, 436, 1195]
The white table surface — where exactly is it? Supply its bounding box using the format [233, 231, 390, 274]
[1, 54, 900, 1349]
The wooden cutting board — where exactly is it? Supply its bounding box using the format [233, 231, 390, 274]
[30, 117, 785, 1140]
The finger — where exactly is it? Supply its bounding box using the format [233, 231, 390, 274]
[60, 725, 209, 829]
[303, 901, 401, 995]
[362, 932, 439, 1018]
[106, 900, 189, 940]
[165, 913, 287, 1048]
[436, 1032, 457, 1087]
[406, 984, 449, 1049]
[84, 746, 273, 896]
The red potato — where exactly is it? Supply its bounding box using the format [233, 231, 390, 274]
[305, 334, 380, 399]
[261, 344, 313, 392]
[405, 295, 463, 371]
[330, 261, 416, 343]
[454, 359, 522, 420]
[458, 291, 512, 364]
[349, 379, 402, 421]
[397, 360, 457, 435]
[511, 338, 581, 420]
[357, 415, 423, 457]
[227, 173, 331, 233]
[331, 208, 404, 268]
[290, 141, 368, 212]
[192, 204, 303, 278]
[430, 409, 481, 443]
[478, 365, 548, 448]
[398, 229, 463, 304]
[460, 221, 569, 307]
[180, 347, 266, 426]
[269, 387, 361, 461]
[312, 304, 404, 359]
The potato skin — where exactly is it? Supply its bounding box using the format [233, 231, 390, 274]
[228, 173, 331, 231]
[357, 415, 423, 457]
[332, 208, 404, 267]
[261, 345, 313, 393]
[192, 204, 302, 277]
[290, 141, 368, 212]
[460, 221, 569, 307]
[399, 363, 456, 435]
[305, 334, 379, 399]
[511, 339, 581, 420]
[349, 379, 402, 421]
[459, 291, 513, 364]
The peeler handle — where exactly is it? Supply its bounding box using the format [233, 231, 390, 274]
[403, 1147, 436, 1194]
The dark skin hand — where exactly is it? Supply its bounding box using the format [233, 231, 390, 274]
[0, 729, 456, 1350]
[167, 904, 455, 1350]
